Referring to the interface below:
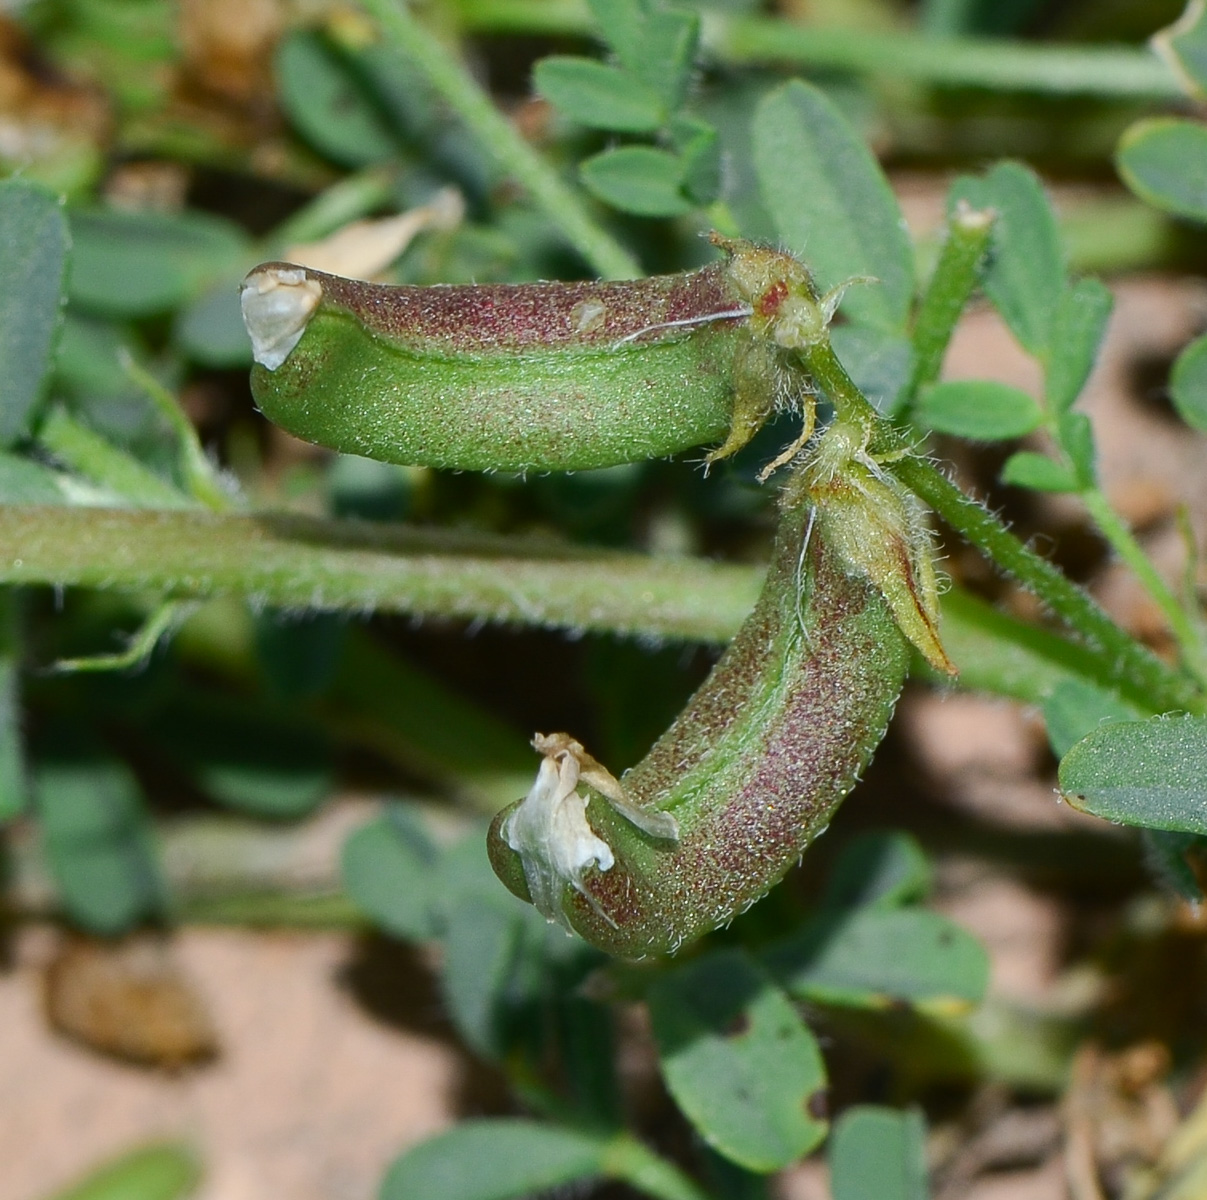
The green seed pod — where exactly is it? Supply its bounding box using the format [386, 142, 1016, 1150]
[486, 485, 910, 958]
[240, 239, 817, 473]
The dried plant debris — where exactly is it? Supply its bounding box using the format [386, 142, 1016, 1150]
[44, 933, 219, 1069]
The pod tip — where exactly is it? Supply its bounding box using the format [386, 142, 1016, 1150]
[240, 265, 323, 370]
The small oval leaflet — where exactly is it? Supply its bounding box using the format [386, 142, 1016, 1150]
[1058, 714, 1207, 834]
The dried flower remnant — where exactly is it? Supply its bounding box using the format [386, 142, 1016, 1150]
[502, 733, 678, 931]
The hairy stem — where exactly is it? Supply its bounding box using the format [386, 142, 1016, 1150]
[0, 507, 759, 642]
[453, 2, 1180, 99]
[1081, 487, 1207, 681]
[358, 0, 640, 279]
[907, 203, 995, 402]
[786, 324, 1203, 713]
[895, 457, 1204, 714]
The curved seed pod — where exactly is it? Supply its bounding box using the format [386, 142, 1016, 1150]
[487, 487, 911, 958]
[243, 261, 751, 472]
[241, 239, 818, 473]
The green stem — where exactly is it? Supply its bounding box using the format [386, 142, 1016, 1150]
[789, 327, 1202, 712]
[119, 354, 234, 513]
[1081, 487, 1207, 681]
[453, 2, 1181, 99]
[0, 590, 25, 822]
[38, 408, 194, 510]
[717, 20, 1180, 97]
[601, 1133, 712, 1200]
[0, 506, 760, 643]
[894, 457, 1204, 713]
[799, 337, 893, 438]
[907, 204, 994, 402]
[357, 0, 641, 279]
[51, 599, 197, 674]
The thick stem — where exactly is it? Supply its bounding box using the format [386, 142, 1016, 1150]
[358, 0, 641, 280]
[453, 3, 1181, 99]
[907, 204, 995, 402]
[894, 457, 1204, 714]
[0, 507, 759, 643]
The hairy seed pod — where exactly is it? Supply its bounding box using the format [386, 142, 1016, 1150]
[240, 240, 816, 473]
[487, 489, 910, 958]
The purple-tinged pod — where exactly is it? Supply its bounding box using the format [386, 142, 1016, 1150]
[242, 260, 760, 473]
[487, 486, 910, 958]
[240, 238, 832, 473]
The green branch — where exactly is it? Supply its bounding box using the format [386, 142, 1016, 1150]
[894, 457, 1204, 714]
[0, 506, 757, 642]
[907, 203, 995, 403]
[359, 0, 640, 279]
[453, 1, 1181, 99]
[1081, 487, 1207, 682]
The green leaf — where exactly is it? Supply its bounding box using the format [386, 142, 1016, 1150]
[829, 1108, 928, 1200]
[534, 57, 664, 133]
[254, 611, 346, 698]
[275, 31, 399, 168]
[648, 949, 827, 1171]
[68, 207, 250, 317]
[1000, 451, 1078, 493]
[1154, 1, 1207, 99]
[38, 408, 192, 509]
[0, 452, 79, 504]
[52, 314, 143, 404]
[670, 115, 721, 206]
[175, 281, 253, 368]
[148, 699, 334, 819]
[0, 592, 24, 822]
[341, 807, 438, 941]
[0, 179, 70, 447]
[47, 1141, 201, 1200]
[587, 0, 698, 110]
[1042, 678, 1139, 759]
[950, 162, 1066, 356]
[763, 907, 989, 1008]
[439, 895, 531, 1059]
[822, 831, 932, 911]
[1117, 118, 1207, 224]
[1057, 410, 1097, 486]
[1170, 331, 1207, 433]
[1059, 715, 1207, 833]
[579, 146, 691, 217]
[1142, 828, 1204, 902]
[753, 80, 913, 332]
[1046, 278, 1113, 413]
[380, 1119, 606, 1200]
[915, 380, 1043, 440]
[34, 735, 166, 934]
